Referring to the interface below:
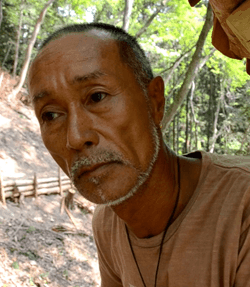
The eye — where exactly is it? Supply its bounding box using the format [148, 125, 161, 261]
[41, 112, 59, 122]
[90, 92, 107, 103]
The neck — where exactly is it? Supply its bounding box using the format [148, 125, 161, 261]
[111, 146, 201, 239]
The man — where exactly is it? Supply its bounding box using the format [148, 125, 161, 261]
[28, 23, 250, 287]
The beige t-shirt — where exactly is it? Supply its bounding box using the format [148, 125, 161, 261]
[92, 151, 250, 287]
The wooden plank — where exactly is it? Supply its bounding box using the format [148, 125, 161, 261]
[4, 179, 33, 187]
[37, 176, 69, 184]
[38, 184, 71, 195]
[34, 173, 38, 199]
[5, 184, 71, 198]
[58, 167, 63, 196]
[4, 185, 34, 193]
[4, 180, 70, 193]
[4, 176, 69, 187]
[0, 172, 6, 206]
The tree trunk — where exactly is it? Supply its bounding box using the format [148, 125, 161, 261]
[165, 71, 185, 102]
[135, 7, 161, 38]
[176, 110, 180, 154]
[0, 0, 4, 88]
[9, 0, 56, 101]
[239, 125, 250, 154]
[161, 45, 195, 84]
[0, 0, 3, 30]
[2, 42, 13, 68]
[185, 93, 189, 153]
[13, 1, 24, 78]
[209, 88, 224, 153]
[198, 47, 216, 69]
[190, 112, 193, 151]
[190, 81, 198, 150]
[206, 76, 211, 151]
[206, 73, 214, 151]
[161, 3, 213, 131]
[122, 0, 134, 32]
[166, 49, 215, 104]
[172, 115, 176, 152]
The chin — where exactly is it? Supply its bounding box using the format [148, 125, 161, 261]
[81, 168, 151, 207]
[73, 173, 139, 206]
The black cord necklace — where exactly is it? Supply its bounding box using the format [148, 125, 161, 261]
[125, 157, 181, 287]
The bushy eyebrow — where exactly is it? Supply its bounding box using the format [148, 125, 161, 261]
[72, 70, 107, 85]
[32, 70, 108, 105]
[32, 91, 50, 105]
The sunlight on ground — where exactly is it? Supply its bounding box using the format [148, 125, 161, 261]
[0, 153, 25, 178]
[0, 114, 11, 128]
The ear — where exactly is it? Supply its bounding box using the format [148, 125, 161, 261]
[147, 76, 165, 126]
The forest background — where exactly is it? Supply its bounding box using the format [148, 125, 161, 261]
[1, 0, 250, 156]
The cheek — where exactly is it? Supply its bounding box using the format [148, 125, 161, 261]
[41, 130, 70, 175]
[104, 99, 155, 166]
[41, 127, 65, 159]
[41, 126, 56, 152]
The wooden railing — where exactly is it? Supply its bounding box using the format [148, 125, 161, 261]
[0, 167, 72, 206]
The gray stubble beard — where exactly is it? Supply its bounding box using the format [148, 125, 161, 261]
[70, 114, 161, 207]
[106, 119, 160, 206]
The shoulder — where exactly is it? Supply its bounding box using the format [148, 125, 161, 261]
[207, 152, 250, 174]
[186, 150, 250, 174]
[92, 205, 119, 243]
[204, 151, 250, 193]
[199, 151, 250, 230]
[186, 151, 250, 213]
[92, 204, 114, 230]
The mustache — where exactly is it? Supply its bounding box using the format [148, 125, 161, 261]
[70, 150, 129, 180]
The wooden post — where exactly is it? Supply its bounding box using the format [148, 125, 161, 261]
[0, 172, 6, 206]
[58, 167, 62, 196]
[34, 173, 38, 198]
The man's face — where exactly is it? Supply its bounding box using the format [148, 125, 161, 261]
[28, 32, 162, 206]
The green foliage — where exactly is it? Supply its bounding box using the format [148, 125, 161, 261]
[11, 261, 19, 269]
[27, 226, 36, 233]
[63, 269, 69, 279]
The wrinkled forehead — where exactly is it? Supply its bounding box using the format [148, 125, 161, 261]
[27, 31, 137, 106]
[28, 31, 120, 81]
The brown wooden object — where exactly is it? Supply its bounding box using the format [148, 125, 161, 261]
[0, 172, 6, 206]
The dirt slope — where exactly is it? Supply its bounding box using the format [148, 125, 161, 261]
[0, 70, 100, 286]
[0, 99, 62, 180]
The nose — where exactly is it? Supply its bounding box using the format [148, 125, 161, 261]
[66, 105, 99, 151]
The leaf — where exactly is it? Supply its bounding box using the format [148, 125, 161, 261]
[11, 261, 19, 269]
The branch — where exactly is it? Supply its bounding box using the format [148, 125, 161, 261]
[171, 48, 215, 106]
[135, 1, 171, 38]
[13, 0, 24, 77]
[239, 125, 250, 152]
[209, 92, 223, 153]
[0, 0, 2, 30]
[165, 71, 185, 102]
[162, 44, 196, 85]
[161, 3, 213, 131]
[122, 0, 134, 31]
[198, 47, 216, 70]
[189, 81, 198, 123]
[9, 0, 56, 101]
[135, 8, 161, 38]
[160, 44, 196, 75]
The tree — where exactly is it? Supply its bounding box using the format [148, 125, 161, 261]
[161, 2, 213, 131]
[8, 0, 56, 101]
[13, 0, 24, 78]
[122, 0, 134, 31]
[135, 1, 171, 38]
[0, 0, 2, 30]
